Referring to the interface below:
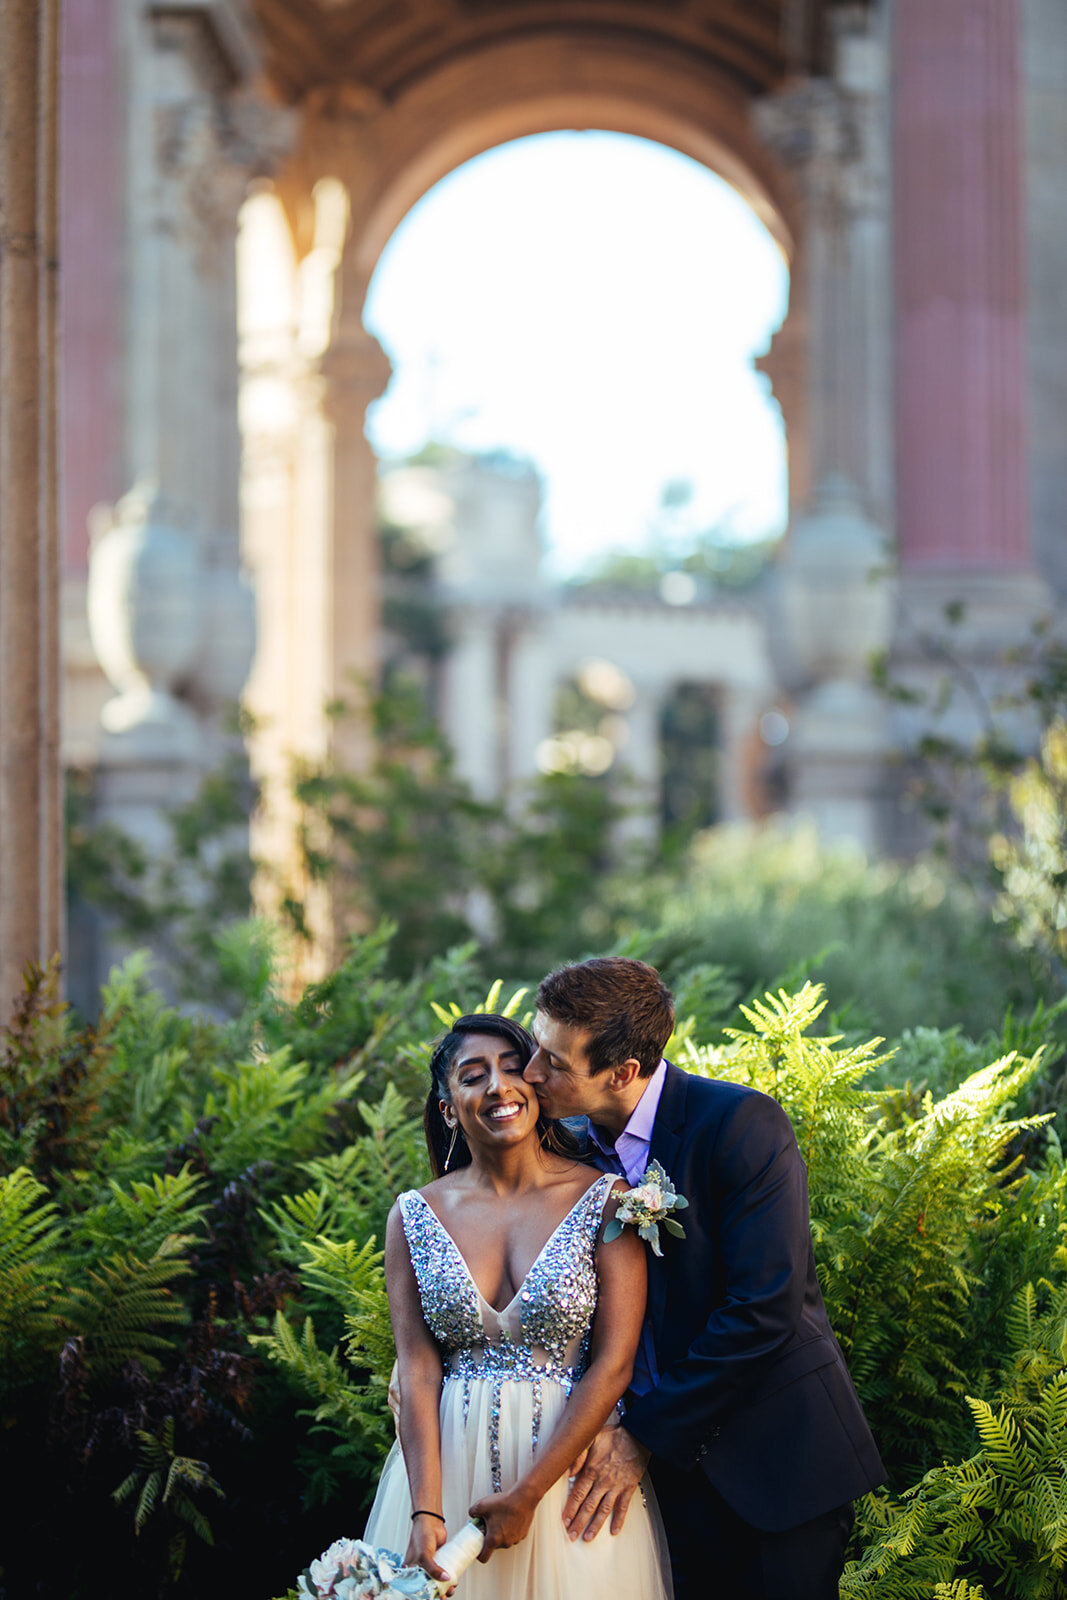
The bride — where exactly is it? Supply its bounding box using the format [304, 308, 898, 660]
[364, 1012, 672, 1599]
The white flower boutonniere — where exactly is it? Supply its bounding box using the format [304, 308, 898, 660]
[603, 1160, 688, 1258]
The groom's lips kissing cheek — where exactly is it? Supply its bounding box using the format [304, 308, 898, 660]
[524, 1012, 596, 1121]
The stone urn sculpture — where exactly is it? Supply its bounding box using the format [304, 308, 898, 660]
[766, 474, 896, 850]
[189, 561, 257, 714]
[87, 481, 202, 760]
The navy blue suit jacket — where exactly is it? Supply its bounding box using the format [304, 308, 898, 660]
[612, 1064, 885, 1532]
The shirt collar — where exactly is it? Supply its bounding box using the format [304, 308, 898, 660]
[587, 1059, 668, 1161]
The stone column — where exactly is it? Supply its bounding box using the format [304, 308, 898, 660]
[318, 295, 392, 774]
[619, 685, 664, 847]
[439, 617, 501, 800]
[277, 264, 390, 962]
[1024, 0, 1067, 599]
[237, 177, 387, 975]
[895, 0, 1030, 573]
[757, 6, 896, 850]
[891, 0, 1050, 791]
[60, 0, 124, 767]
[506, 624, 556, 792]
[758, 8, 892, 528]
[81, 3, 291, 988]
[718, 686, 766, 825]
[0, 0, 62, 1007]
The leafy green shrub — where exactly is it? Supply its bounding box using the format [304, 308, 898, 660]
[842, 1271, 1067, 1599]
[2, 937, 1065, 1599]
[0, 942, 472, 1598]
[676, 986, 1065, 1482]
[626, 821, 1057, 1043]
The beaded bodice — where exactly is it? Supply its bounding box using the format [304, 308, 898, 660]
[397, 1174, 615, 1490]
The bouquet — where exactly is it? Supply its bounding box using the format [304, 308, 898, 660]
[296, 1520, 485, 1600]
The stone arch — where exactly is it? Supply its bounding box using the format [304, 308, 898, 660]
[343, 38, 799, 289]
[243, 32, 803, 959]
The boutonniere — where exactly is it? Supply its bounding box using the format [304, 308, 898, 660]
[603, 1160, 688, 1257]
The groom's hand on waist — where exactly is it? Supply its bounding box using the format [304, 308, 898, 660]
[562, 1424, 650, 1543]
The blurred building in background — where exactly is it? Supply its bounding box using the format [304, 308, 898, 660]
[378, 452, 780, 838]
[3, 0, 1066, 996]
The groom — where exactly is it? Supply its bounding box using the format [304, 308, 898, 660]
[523, 956, 885, 1600]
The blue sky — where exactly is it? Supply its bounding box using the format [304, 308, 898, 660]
[364, 131, 790, 577]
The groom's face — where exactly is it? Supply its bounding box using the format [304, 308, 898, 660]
[525, 1011, 611, 1121]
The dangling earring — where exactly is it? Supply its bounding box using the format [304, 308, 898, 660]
[444, 1124, 459, 1172]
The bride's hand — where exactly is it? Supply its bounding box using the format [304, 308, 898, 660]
[469, 1484, 539, 1560]
[405, 1513, 454, 1592]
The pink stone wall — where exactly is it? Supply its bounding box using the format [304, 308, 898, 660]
[894, 0, 1030, 569]
[61, 0, 122, 574]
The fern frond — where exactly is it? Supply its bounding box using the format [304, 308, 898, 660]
[113, 1416, 223, 1549]
[252, 1312, 393, 1465]
[60, 1232, 193, 1377]
[70, 1165, 206, 1261]
[0, 1167, 66, 1378]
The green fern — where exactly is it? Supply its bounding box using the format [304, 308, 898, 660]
[686, 983, 1055, 1477]
[252, 1310, 393, 1471]
[843, 1274, 1067, 1599]
[68, 1165, 207, 1262]
[299, 1235, 394, 1384]
[262, 1082, 428, 1262]
[113, 1415, 223, 1579]
[0, 1167, 65, 1384]
[59, 1232, 193, 1378]
[429, 978, 529, 1029]
[252, 1215, 397, 1480]
[190, 1048, 359, 1179]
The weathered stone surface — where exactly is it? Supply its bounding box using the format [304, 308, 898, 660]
[0, 0, 62, 1007]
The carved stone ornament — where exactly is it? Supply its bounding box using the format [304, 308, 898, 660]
[148, 0, 263, 85]
[156, 91, 297, 248]
[754, 11, 886, 222]
[319, 324, 393, 416]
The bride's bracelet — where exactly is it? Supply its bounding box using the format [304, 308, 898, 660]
[411, 1509, 447, 1524]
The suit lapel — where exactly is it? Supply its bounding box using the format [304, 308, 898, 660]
[645, 1063, 689, 1344]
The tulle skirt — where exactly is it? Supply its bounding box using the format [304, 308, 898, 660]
[364, 1375, 672, 1600]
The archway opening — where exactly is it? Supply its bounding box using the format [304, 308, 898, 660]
[365, 130, 789, 578]
[362, 130, 789, 828]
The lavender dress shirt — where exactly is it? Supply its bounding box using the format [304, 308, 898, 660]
[586, 1059, 668, 1394]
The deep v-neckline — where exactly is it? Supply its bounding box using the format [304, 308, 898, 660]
[413, 1174, 610, 1317]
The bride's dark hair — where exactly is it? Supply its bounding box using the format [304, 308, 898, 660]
[424, 1013, 581, 1178]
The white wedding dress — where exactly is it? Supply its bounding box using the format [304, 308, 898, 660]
[364, 1172, 672, 1599]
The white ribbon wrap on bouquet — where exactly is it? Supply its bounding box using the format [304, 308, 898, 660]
[434, 1519, 485, 1592]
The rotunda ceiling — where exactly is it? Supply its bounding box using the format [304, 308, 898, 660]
[247, 0, 827, 106]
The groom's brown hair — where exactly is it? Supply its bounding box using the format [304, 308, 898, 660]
[536, 957, 674, 1078]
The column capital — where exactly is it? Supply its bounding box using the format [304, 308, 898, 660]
[755, 60, 886, 221]
[754, 4, 891, 513]
[148, 0, 263, 84]
[156, 90, 298, 250]
[318, 323, 392, 419]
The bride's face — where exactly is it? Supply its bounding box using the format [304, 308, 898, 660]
[444, 1031, 539, 1155]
